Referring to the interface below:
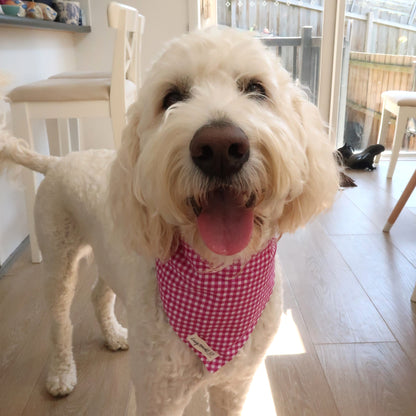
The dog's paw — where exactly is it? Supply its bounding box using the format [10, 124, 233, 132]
[105, 326, 129, 351]
[46, 360, 77, 397]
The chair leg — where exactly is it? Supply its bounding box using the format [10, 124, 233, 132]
[47, 119, 78, 155]
[10, 103, 42, 263]
[387, 110, 407, 179]
[411, 285, 416, 303]
[69, 118, 80, 151]
[383, 169, 416, 232]
[57, 119, 72, 154]
[375, 104, 391, 164]
[46, 119, 62, 156]
[110, 99, 125, 149]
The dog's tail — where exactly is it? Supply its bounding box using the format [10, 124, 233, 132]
[0, 130, 58, 175]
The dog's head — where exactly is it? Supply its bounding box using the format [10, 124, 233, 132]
[109, 28, 339, 264]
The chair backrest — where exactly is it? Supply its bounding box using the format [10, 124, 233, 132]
[107, 2, 145, 147]
[108, 2, 145, 87]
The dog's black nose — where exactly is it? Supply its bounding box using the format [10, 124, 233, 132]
[190, 123, 250, 178]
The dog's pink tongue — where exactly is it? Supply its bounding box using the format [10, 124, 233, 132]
[197, 190, 254, 256]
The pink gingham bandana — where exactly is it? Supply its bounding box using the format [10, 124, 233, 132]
[156, 239, 277, 372]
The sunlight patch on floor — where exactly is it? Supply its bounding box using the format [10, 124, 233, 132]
[242, 361, 276, 415]
[267, 308, 306, 356]
[242, 309, 305, 415]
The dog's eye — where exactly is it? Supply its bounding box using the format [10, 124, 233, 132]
[240, 79, 267, 100]
[162, 89, 188, 110]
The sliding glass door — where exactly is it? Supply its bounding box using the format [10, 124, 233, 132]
[197, 0, 416, 154]
[203, 1, 345, 141]
[337, 0, 416, 152]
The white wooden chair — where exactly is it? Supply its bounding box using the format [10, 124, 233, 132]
[376, 91, 416, 178]
[7, 2, 145, 263]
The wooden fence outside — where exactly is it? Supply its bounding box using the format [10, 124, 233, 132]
[349, 12, 416, 56]
[217, 0, 323, 37]
[216, 0, 416, 150]
[346, 52, 416, 149]
[261, 26, 321, 103]
[217, 0, 416, 55]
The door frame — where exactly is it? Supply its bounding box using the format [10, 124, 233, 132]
[318, 0, 346, 144]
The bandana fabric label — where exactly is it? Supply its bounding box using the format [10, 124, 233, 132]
[187, 334, 219, 361]
[156, 239, 277, 372]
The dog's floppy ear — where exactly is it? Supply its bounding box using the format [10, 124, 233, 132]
[109, 102, 176, 260]
[277, 87, 339, 233]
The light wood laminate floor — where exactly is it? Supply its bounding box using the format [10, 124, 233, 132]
[0, 160, 415, 415]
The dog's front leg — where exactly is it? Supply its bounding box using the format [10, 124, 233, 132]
[208, 284, 282, 416]
[125, 264, 206, 416]
[208, 378, 253, 416]
[127, 323, 206, 416]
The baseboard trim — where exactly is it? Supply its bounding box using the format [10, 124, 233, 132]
[0, 236, 29, 278]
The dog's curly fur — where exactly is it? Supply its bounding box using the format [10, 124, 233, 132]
[0, 28, 338, 415]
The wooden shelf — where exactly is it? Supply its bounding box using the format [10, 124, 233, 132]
[0, 15, 91, 33]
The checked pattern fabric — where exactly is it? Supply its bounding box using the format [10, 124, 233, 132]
[156, 239, 277, 372]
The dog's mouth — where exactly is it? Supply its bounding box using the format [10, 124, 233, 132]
[189, 189, 255, 256]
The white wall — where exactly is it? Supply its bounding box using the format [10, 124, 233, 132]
[0, 1, 190, 265]
[75, 0, 189, 73]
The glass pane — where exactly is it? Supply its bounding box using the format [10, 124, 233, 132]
[216, 0, 324, 103]
[338, 0, 416, 152]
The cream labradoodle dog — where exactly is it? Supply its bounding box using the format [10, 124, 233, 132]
[0, 28, 338, 415]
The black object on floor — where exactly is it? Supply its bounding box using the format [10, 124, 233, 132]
[339, 171, 357, 187]
[337, 144, 385, 171]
